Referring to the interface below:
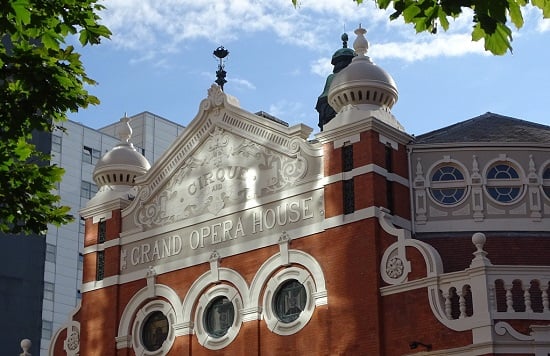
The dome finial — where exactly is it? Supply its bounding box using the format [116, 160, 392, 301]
[119, 113, 132, 143]
[353, 24, 369, 57]
[341, 33, 349, 48]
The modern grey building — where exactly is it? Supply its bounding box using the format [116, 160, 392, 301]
[0, 112, 185, 356]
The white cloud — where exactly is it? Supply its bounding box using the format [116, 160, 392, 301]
[373, 33, 487, 61]
[538, 20, 550, 32]
[268, 99, 306, 123]
[310, 56, 332, 77]
[99, 0, 504, 66]
[99, 0, 398, 54]
[230, 77, 256, 90]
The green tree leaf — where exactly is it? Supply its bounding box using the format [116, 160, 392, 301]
[0, 0, 110, 235]
[532, 0, 550, 17]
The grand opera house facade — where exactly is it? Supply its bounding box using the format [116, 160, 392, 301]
[49, 27, 550, 355]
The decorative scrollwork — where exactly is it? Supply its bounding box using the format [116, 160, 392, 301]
[135, 128, 310, 229]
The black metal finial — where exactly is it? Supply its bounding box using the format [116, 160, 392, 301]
[341, 33, 349, 48]
[213, 46, 229, 90]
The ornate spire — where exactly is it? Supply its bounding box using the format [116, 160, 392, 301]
[341, 33, 349, 48]
[353, 25, 369, 57]
[118, 113, 132, 143]
[213, 46, 229, 90]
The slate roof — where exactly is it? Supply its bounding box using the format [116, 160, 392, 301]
[413, 112, 550, 144]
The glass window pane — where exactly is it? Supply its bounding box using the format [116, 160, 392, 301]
[486, 163, 521, 202]
[204, 296, 234, 338]
[273, 279, 307, 323]
[142, 311, 169, 352]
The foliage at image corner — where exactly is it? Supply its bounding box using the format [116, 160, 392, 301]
[0, 0, 111, 234]
[292, 0, 550, 55]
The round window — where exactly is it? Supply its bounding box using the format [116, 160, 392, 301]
[142, 311, 169, 352]
[203, 296, 235, 338]
[273, 279, 307, 323]
[429, 165, 467, 205]
[486, 163, 522, 203]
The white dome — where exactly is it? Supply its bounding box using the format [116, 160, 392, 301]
[328, 26, 398, 113]
[93, 116, 151, 187]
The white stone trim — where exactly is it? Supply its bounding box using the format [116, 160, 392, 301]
[117, 283, 183, 349]
[92, 211, 112, 224]
[378, 133, 398, 150]
[425, 158, 471, 208]
[181, 267, 250, 329]
[82, 238, 120, 254]
[48, 302, 81, 356]
[131, 300, 176, 356]
[332, 133, 360, 149]
[194, 284, 243, 350]
[324, 163, 409, 188]
[262, 267, 316, 335]
[482, 156, 526, 205]
[63, 321, 80, 356]
[415, 216, 550, 233]
[249, 249, 327, 311]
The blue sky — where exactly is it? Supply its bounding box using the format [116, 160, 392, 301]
[69, 0, 550, 137]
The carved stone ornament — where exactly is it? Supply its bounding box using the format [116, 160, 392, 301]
[386, 256, 405, 279]
[136, 127, 307, 228]
[67, 330, 79, 351]
[64, 324, 80, 356]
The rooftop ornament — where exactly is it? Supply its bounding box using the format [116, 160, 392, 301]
[213, 46, 229, 91]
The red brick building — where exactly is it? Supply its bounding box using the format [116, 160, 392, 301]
[50, 27, 550, 355]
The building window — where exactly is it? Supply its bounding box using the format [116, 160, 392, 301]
[543, 166, 550, 199]
[44, 282, 55, 301]
[132, 300, 176, 355]
[430, 165, 467, 205]
[385, 144, 393, 173]
[194, 284, 242, 350]
[82, 146, 101, 164]
[98, 220, 106, 243]
[273, 279, 307, 323]
[96, 251, 105, 281]
[78, 253, 83, 271]
[80, 181, 97, 199]
[343, 179, 355, 214]
[135, 145, 146, 156]
[342, 144, 353, 172]
[142, 311, 169, 352]
[486, 163, 522, 203]
[52, 134, 62, 153]
[46, 243, 56, 263]
[204, 296, 235, 338]
[42, 320, 53, 340]
[79, 218, 85, 234]
[263, 267, 315, 336]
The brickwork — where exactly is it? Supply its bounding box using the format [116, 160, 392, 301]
[53, 113, 550, 356]
[80, 285, 120, 356]
[421, 234, 550, 272]
[382, 287, 472, 354]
